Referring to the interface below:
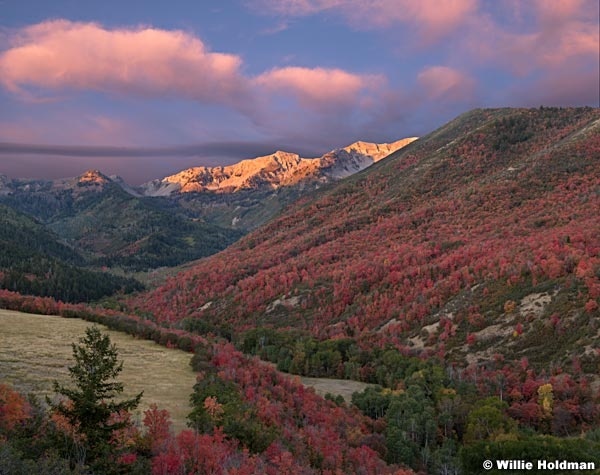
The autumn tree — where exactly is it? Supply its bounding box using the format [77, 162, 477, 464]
[49, 326, 143, 469]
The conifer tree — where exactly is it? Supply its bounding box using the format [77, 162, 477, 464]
[50, 326, 142, 467]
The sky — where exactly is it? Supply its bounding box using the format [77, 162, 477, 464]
[0, 0, 598, 184]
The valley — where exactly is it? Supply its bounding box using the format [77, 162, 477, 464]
[128, 107, 600, 374]
[1, 107, 599, 474]
[1, 2, 597, 472]
[0, 138, 415, 301]
[0, 309, 373, 431]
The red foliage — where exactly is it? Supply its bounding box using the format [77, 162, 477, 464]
[0, 383, 31, 434]
[143, 404, 173, 454]
[125, 109, 599, 371]
[206, 342, 407, 474]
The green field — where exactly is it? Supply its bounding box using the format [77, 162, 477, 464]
[0, 309, 197, 432]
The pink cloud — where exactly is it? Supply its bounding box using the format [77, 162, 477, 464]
[254, 66, 385, 111]
[417, 66, 476, 102]
[0, 19, 389, 119]
[533, 0, 589, 25]
[251, 0, 478, 39]
[0, 20, 247, 105]
[463, 0, 598, 75]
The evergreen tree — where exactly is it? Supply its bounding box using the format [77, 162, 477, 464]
[49, 326, 143, 469]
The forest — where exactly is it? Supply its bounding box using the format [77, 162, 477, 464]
[1, 107, 600, 474]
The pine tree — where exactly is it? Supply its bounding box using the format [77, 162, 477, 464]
[49, 326, 143, 468]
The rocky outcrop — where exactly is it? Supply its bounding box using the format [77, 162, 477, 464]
[140, 138, 418, 196]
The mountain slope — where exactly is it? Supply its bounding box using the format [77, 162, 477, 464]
[0, 138, 415, 268]
[128, 107, 600, 372]
[0, 172, 243, 271]
[0, 204, 142, 301]
[145, 138, 417, 232]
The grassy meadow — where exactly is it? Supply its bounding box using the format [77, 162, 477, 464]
[299, 376, 370, 402]
[0, 309, 197, 432]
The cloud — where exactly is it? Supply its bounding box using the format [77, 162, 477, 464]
[510, 64, 600, 107]
[0, 19, 386, 119]
[254, 67, 384, 112]
[251, 0, 341, 16]
[533, 0, 589, 25]
[0, 9, 596, 182]
[0, 140, 314, 159]
[0, 20, 248, 105]
[417, 66, 476, 102]
[250, 0, 479, 39]
[0, 140, 325, 184]
[463, 0, 598, 75]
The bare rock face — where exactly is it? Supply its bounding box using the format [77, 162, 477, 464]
[78, 169, 110, 184]
[140, 138, 418, 196]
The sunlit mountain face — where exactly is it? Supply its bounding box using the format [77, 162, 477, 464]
[0, 136, 415, 277]
[140, 138, 417, 195]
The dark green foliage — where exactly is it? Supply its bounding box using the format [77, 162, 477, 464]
[351, 386, 392, 419]
[189, 343, 214, 373]
[238, 328, 447, 387]
[0, 181, 243, 273]
[45, 185, 243, 271]
[0, 204, 143, 302]
[238, 328, 363, 378]
[182, 317, 233, 341]
[385, 385, 438, 467]
[0, 204, 83, 264]
[0, 443, 89, 475]
[460, 436, 600, 474]
[48, 326, 142, 469]
[0, 259, 143, 303]
[188, 372, 277, 453]
[464, 397, 516, 443]
[491, 115, 535, 151]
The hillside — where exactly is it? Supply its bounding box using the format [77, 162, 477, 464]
[3, 108, 599, 474]
[0, 204, 142, 301]
[140, 138, 416, 231]
[0, 138, 414, 272]
[0, 172, 242, 271]
[129, 107, 600, 373]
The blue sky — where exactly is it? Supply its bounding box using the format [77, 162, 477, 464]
[0, 0, 598, 183]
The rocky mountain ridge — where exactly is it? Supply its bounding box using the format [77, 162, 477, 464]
[0, 136, 415, 273]
[139, 138, 417, 196]
[0, 137, 416, 199]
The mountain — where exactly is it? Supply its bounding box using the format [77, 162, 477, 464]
[0, 137, 416, 269]
[0, 203, 142, 302]
[139, 138, 417, 196]
[0, 171, 242, 271]
[138, 137, 416, 232]
[128, 107, 600, 373]
[0, 170, 121, 221]
[319, 138, 418, 179]
[4, 110, 600, 474]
